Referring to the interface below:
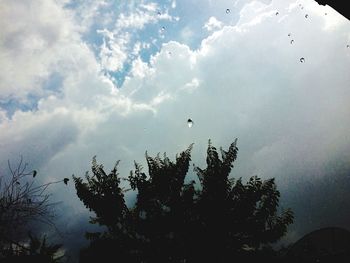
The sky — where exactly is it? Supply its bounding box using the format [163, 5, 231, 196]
[1, 0, 350, 259]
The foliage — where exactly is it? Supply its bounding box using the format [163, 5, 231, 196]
[73, 157, 129, 236]
[74, 140, 294, 262]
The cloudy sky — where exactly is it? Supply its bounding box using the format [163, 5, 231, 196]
[1, 0, 350, 258]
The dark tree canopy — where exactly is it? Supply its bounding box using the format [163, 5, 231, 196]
[74, 140, 293, 263]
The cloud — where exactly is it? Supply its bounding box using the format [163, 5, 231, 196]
[98, 31, 129, 72]
[1, 0, 350, 256]
[0, 0, 76, 100]
[0, 108, 79, 173]
[203, 17, 223, 31]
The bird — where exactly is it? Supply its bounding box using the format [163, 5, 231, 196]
[63, 178, 69, 185]
[33, 170, 37, 178]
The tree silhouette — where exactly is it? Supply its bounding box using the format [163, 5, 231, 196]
[0, 157, 67, 261]
[74, 140, 293, 263]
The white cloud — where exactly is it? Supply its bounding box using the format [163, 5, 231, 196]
[71, 0, 110, 32]
[0, 0, 76, 100]
[203, 17, 223, 31]
[116, 12, 155, 30]
[114, 0, 350, 185]
[93, 1, 179, 81]
[139, 2, 158, 12]
[99, 35, 129, 72]
[181, 78, 200, 93]
[114, 3, 174, 31]
[130, 56, 151, 78]
[132, 41, 142, 56]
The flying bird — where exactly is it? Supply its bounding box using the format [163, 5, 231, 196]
[63, 178, 69, 185]
[33, 170, 37, 178]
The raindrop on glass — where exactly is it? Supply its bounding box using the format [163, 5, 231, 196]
[347, 45, 349, 48]
[300, 57, 305, 63]
[226, 8, 230, 14]
[288, 33, 291, 37]
[325, 12, 327, 16]
[187, 119, 193, 128]
[157, 11, 161, 16]
[161, 26, 165, 32]
[275, 11, 279, 16]
[290, 39, 294, 44]
[305, 14, 308, 18]
[301, 6, 304, 10]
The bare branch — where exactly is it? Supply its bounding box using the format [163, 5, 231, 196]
[0, 159, 61, 248]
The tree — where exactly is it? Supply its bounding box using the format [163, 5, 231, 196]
[74, 140, 293, 263]
[0, 157, 68, 260]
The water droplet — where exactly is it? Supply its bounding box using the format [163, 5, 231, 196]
[305, 14, 308, 18]
[187, 119, 193, 128]
[275, 11, 279, 16]
[288, 33, 291, 37]
[300, 57, 305, 63]
[157, 11, 161, 16]
[161, 26, 165, 32]
[290, 39, 294, 44]
[226, 8, 230, 14]
[347, 44, 349, 48]
[301, 6, 304, 10]
[325, 12, 327, 16]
